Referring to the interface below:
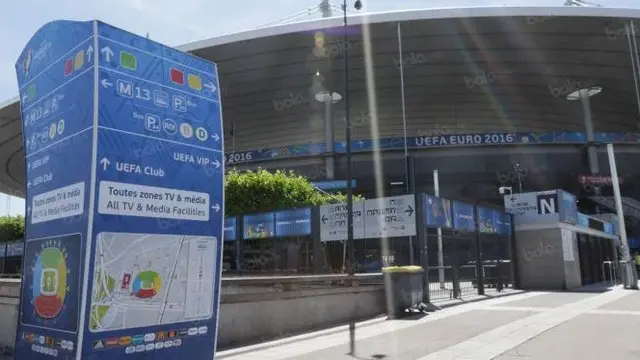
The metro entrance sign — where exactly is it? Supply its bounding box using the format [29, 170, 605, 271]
[14, 20, 224, 360]
[319, 194, 416, 241]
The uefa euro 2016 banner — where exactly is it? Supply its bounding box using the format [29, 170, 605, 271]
[225, 131, 640, 164]
[15, 20, 224, 360]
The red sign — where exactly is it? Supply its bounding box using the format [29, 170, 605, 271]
[170, 68, 184, 85]
[578, 175, 623, 185]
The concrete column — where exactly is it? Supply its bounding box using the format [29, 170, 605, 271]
[324, 96, 335, 180]
[580, 90, 600, 175]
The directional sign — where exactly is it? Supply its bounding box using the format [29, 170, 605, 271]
[319, 195, 417, 241]
[319, 201, 365, 241]
[364, 195, 416, 238]
[14, 20, 224, 360]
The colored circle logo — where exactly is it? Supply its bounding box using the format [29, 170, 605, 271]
[195, 127, 208, 142]
[132, 271, 162, 299]
[32, 247, 67, 319]
[179, 123, 193, 139]
[49, 123, 56, 140]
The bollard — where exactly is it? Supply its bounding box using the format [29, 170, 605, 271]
[452, 265, 461, 299]
[496, 261, 504, 292]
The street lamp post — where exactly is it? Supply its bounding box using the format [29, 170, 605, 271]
[342, 1, 361, 355]
[342, 0, 355, 277]
[342, 0, 361, 274]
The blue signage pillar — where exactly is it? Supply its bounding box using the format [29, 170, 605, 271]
[14, 20, 224, 360]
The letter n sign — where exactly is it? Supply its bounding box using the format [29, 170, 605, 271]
[537, 192, 558, 215]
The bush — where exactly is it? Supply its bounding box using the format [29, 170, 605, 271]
[0, 215, 25, 243]
[225, 169, 362, 215]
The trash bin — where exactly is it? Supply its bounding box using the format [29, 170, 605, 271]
[382, 266, 425, 317]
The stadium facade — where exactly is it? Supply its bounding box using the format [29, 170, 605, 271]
[1, 5, 640, 232]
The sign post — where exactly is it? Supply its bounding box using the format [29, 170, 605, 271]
[15, 20, 224, 359]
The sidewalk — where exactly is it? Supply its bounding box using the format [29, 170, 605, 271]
[216, 283, 640, 360]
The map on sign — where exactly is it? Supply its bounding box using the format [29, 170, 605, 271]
[89, 232, 216, 332]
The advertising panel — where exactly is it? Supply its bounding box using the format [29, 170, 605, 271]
[496, 211, 512, 236]
[15, 20, 224, 360]
[478, 207, 498, 233]
[224, 217, 236, 242]
[275, 208, 312, 237]
[6, 242, 24, 257]
[423, 195, 452, 229]
[452, 201, 475, 232]
[558, 190, 578, 225]
[243, 213, 275, 239]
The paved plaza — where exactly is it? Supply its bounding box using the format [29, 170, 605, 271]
[217, 284, 640, 360]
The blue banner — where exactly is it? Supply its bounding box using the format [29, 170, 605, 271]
[558, 190, 578, 225]
[577, 212, 590, 228]
[603, 222, 614, 235]
[311, 180, 356, 191]
[496, 211, 512, 236]
[424, 195, 452, 229]
[224, 131, 640, 165]
[224, 217, 237, 241]
[6, 242, 24, 257]
[452, 201, 475, 232]
[15, 20, 224, 360]
[243, 213, 275, 239]
[478, 207, 498, 234]
[275, 208, 312, 237]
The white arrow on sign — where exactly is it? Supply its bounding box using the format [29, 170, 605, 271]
[27, 181, 32, 188]
[100, 157, 111, 171]
[21, 93, 28, 102]
[100, 79, 112, 88]
[212, 204, 221, 212]
[101, 46, 114, 62]
[211, 133, 220, 141]
[212, 159, 220, 168]
[204, 82, 217, 92]
[87, 45, 94, 61]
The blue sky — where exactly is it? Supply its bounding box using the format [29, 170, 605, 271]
[0, 0, 638, 216]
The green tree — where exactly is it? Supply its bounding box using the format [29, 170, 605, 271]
[0, 215, 25, 243]
[225, 169, 361, 215]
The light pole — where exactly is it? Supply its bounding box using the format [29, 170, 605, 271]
[342, 0, 361, 277]
[342, 1, 361, 355]
[512, 163, 523, 193]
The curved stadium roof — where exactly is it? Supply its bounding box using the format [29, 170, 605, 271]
[2, 5, 640, 197]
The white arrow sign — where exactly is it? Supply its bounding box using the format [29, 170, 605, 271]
[212, 159, 220, 168]
[87, 45, 94, 61]
[204, 82, 217, 92]
[100, 79, 112, 88]
[212, 204, 221, 212]
[211, 133, 220, 141]
[101, 46, 114, 62]
[21, 93, 28, 102]
[27, 181, 32, 188]
[100, 157, 111, 171]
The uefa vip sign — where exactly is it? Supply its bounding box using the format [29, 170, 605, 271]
[14, 20, 224, 359]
